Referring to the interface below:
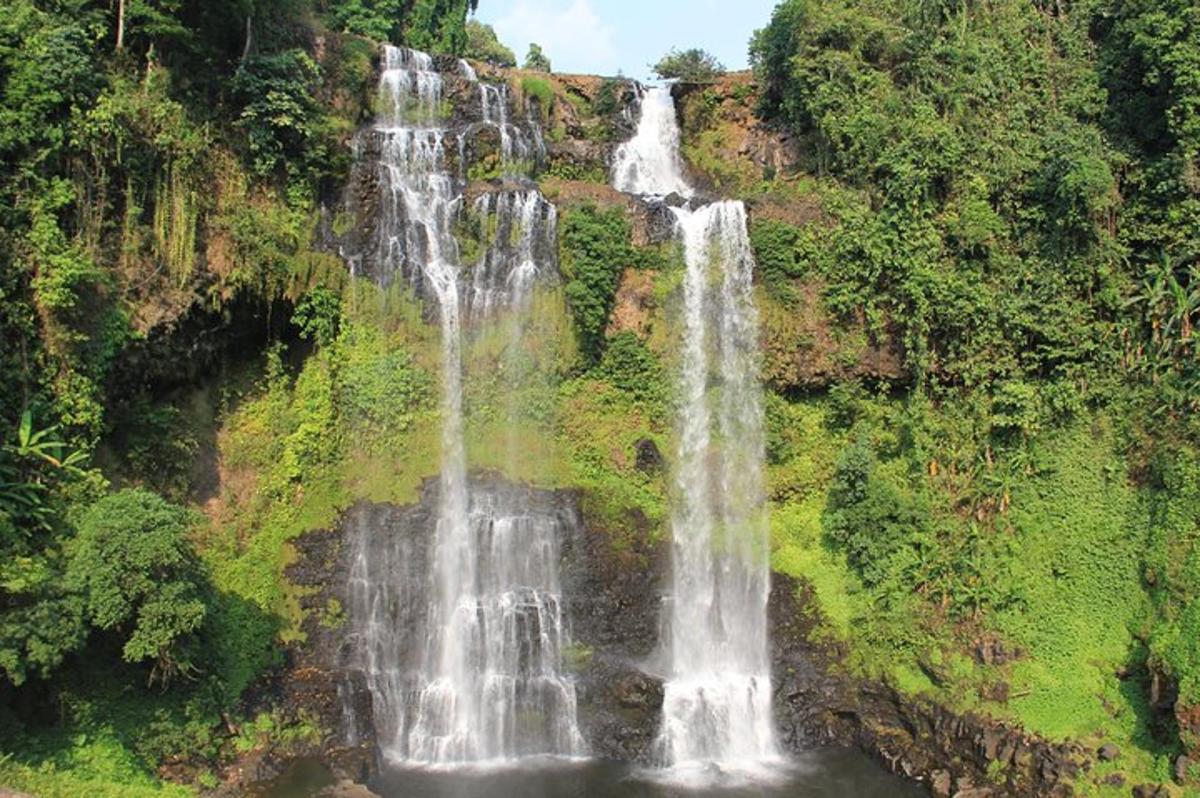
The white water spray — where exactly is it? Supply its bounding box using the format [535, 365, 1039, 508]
[612, 86, 779, 776]
[346, 45, 583, 767]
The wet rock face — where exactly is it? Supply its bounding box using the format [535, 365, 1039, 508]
[559, 495, 667, 762]
[331, 60, 640, 300]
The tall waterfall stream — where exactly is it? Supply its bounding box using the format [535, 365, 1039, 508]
[345, 45, 583, 766]
[612, 86, 779, 778]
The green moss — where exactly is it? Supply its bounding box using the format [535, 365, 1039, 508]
[520, 76, 555, 116]
[543, 159, 609, 184]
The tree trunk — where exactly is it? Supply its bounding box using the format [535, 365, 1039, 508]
[116, 0, 125, 50]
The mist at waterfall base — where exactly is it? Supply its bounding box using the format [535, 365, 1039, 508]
[260, 751, 924, 798]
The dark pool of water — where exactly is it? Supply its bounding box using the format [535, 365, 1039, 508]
[260, 749, 926, 798]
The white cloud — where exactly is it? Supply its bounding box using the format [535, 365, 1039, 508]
[491, 0, 619, 75]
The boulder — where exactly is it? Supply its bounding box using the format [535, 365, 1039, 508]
[1174, 755, 1192, 785]
[979, 681, 1010, 703]
[930, 769, 953, 797]
[1099, 743, 1120, 761]
[1131, 784, 1171, 798]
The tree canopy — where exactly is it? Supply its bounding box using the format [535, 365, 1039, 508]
[523, 41, 550, 72]
[68, 489, 207, 685]
[463, 18, 514, 67]
[652, 47, 724, 82]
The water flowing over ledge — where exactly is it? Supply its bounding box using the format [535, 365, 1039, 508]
[611, 86, 780, 777]
[343, 45, 583, 767]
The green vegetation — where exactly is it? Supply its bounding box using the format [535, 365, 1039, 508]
[520, 75, 554, 116]
[523, 42, 551, 72]
[0, 0, 478, 793]
[652, 47, 725, 83]
[464, 19, 515, 67]
[743, 0, 1200, 791]
[329, 0, 480, 52]
[559, 204, 639, 361]
[1, 0, 1198, 795]
[69, 490, 207, 686]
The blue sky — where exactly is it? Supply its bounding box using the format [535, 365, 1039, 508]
[472, 0, 781, 79]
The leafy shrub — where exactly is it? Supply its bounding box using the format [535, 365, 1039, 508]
[293, 284, 343, 347]
[559, 204, 635, 362]
[521, 75, 554, 115]
[653, 48, 725, 83]
[596, 332, 666, 407]
[748, 218, 805, 299]
[68, 490, 207, 685]
[327, 0, 406, 41]
[823, 436, 928, 585]
[464, 19, 515, 67]
[523, 42, 550, 72]
[337, 322, 431, 441]
[594, 78, 620, 117]
[231, 50, 325, 180]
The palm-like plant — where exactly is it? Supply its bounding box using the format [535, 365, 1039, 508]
[1124, 250, 1199, 410]
[0, 410, 87, 534]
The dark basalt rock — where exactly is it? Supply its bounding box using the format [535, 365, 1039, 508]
[559, 482, 668, 762]
[633, 438, 663, 473]
[639, 199, 682, 245]
[1132, 784, 1172, 798]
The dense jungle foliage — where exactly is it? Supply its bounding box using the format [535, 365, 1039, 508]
[0, 0, 1197, 795]
[734, 0, 1199, 790]
[0, 0, 475, 793]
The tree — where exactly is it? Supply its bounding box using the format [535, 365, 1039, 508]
[652, 47, 724, 83]
[524, 42, 550, 72]
[464, 19, 515, 67]
[326, 0, 479, 53]
[0, 409, 92, 686]
[68, 489, 208, 686]
[113, 0, 187, 56]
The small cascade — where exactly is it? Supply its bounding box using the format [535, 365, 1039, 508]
[611, 86, 779, 775]
[471, 75, 541, 168]
[345, 44, 582, 767]
[467, 189, 556, 319]
[611, 86, 692, 198]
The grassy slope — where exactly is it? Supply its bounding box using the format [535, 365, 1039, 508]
[766, 393, 1179, 794]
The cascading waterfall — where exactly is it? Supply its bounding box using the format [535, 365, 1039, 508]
[346, 45, 583, 766]
[467, 189, 555, 319]
[612, 86, 779, 774]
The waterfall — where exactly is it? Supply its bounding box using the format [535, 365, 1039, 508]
[611, 87, 692, 198]
[612, 87, 779, 774]
[345, 45, 584, 766]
